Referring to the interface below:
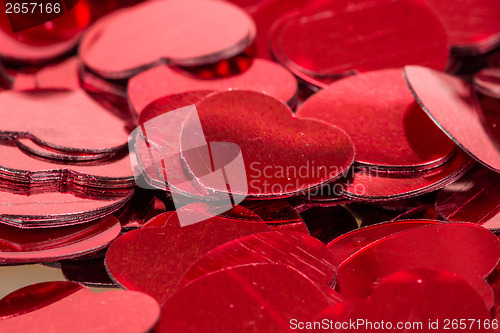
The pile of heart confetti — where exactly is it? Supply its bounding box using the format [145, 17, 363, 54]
[0, 0, 500, 332]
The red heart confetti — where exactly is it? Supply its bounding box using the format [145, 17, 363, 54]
[336, 222, 500, 308]
[80, 0, 256, 79]
[105, 213, 269, 305]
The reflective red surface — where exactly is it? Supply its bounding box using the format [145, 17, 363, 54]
[436, 167, 500, 230]
[474, 68, 500, 98]
[80, 0, 256, 78]
[0, 281, 160, 332]
[322, 268, 493, 333]
[0, 189, 132, 228]
[341, 149, 473, 200]
[327, 220, 441, 267]
[186, 90, 355, 198]
[297, 69, 456, 170]
[105, 215, 269, 305]
[405, 65, 500, 173]
[157, 264, 333, 332]
[270, 0, 448, 88]
[178, 230, 336, 288]
[336, 222, 500, 308]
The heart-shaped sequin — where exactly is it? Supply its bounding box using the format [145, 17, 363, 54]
[336, 222, 500, 308]
[182, 90, 355, 198]
[105, 213, 269, 305]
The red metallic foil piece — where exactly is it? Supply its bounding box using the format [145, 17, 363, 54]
[405, 65, 500, 173]
[436, 167, 500, 230]
[0, 216, 120, 263]
[105, 214, 269, 305]
[269, 0, 449, 88]
[178, 230, 336, 288]
[157, 264, 334, 333]
[297, 69, 456, 170]
[186, 90, 355, 198]
[80, 0, 256, 79]
[336, 222, 500, 308]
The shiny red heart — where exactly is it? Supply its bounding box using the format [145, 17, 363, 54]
[340, 150, 473, 201]
[0, 90, 129, 154]
[0, 189, 133, 228]
[182, 90, 354, 198]
[297, 69, 456, 170]
[105, 214, 269, 305]
[425, 0, 500, 54]
[327, 220, 441, 267]
[0, 281, 160, 332]
[80, 0, 256, 79]
[0, 141, 133, 188]
[336, 222, 500, 308]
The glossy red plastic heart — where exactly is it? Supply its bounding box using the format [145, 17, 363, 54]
[129, 59, 298, 114]
[405, 65, 500, 173]
[0, 281, 160, 332]
[105, 215, 269, 305]
[80, 0, 256, 78]
[0, 90, 129, 153]
[297, 69, 456, 170]
[178, 230, 336, 288]
[327, 220, 441, 267]
[269, 0, 448, 88]
[0, 215, 120, 263]
[0, 189, 133, 228]
[425, 0, 500, 54]
[321, 268, 493, 332]
[436, 167, 500, 230]
[341, 150, 473, 200]
[336, 222, 500, 308]
[157, 264, 333, 332]
[182, 90, 355, 198]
